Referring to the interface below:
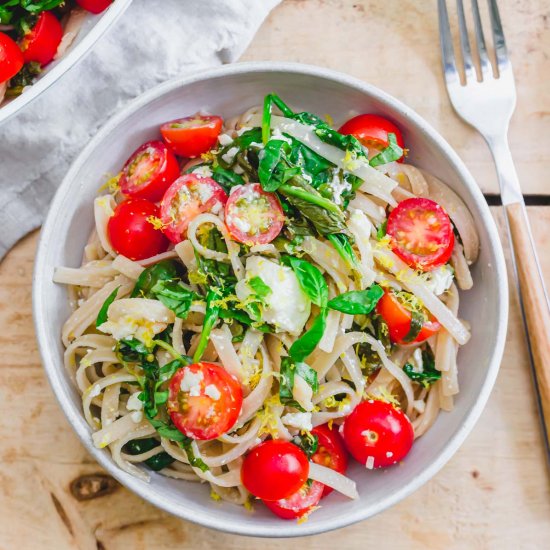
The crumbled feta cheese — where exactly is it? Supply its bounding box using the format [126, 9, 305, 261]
[204, 384, 221, 401]
[130, 411, 143, 423]
[126, 392, 143, 411]
[281, 412, 313, 432]
[180, 368, 204, 397]
[197, 184, 214, 203]
[218, 133, 233, 146]
[235, 256, 311, 335]
[411, 348, 424, 373]
[365, 456, 375, 469]
[231, 215, 252, 233]
[192, 165, 213, 178]
[421, 264, 454, 296]
[221, 146, 239, 164]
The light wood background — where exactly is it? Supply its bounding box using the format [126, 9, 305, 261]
[1, 1, 549, 548]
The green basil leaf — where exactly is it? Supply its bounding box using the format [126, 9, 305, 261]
[288, 308, 328, 362]
[283, 256, 328, 308]
[95, 286, 119, 328]
[181, 439, 210, 472]
[292, 433, 319, 458]
[376, 220, 388, 240]
[279, 355, 297, 406]
[403, 348, 441, 387]
[248, 276, 272, 299]
[115, 338, 153, 364]
[151, 280, 197, 319]
[369, 133, 404, 167]
[295, 361, 319, 393]
[328, 285, 384, 315]
[327, 233, 358, 271]
[123, 438, 175, 471]
[131, 260, 182, 298]
[193, 289, 220, 362]
[402, 309, 426, 343]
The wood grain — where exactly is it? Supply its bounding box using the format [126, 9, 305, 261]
[1, 1, 550, 548]
[506, 202, 550, 441]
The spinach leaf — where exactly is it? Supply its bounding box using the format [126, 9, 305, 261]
[151, 280, 197, 319]
[282, 256, 328, 308]
[193, 289, 221, 362]
[95, 286, 119, 328]
[292, 433, 319, 458]
[131, 260, 182, 298]
[248, 276, 272, 299]
[369, 133, 404, 167]
[211, 164, 245, 190]
[191, 226, 235, 289]
[288, 309, 328, 363]
[354, 313, 392, 375]
[140, 358, 184, 419]
[376, 220, 388, 240]
[180, 439, 209, 472]
[279, 356, 319, 408]
[328, 285, 384, 315]
[115, 338, 153, 365]
[327, 233, 359, 272]
[123, 438, 175, 471]
[402, 310, 425, 343]
[258, 139, 300, 192]
[403, 348, 440, 387]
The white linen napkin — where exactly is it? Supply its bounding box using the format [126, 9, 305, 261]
[0, 0, 280, 259]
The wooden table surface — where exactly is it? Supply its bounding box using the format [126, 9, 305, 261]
[1, 1, 549, 549]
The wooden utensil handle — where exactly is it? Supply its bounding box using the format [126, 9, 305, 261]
[506, 202, 550, 439]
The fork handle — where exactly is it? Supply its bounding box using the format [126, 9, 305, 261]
[505, 201, 550, 441]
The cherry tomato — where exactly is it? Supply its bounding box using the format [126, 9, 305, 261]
[339, 114, 405, 162]
[311, 423, 349, 497]
[119, 141, 180, 202]
[263, 481, 323, 520]
[241, 440, 309, 501]
[0, 32, 24, 83]
[20, 12, 62, 67]
[376, 289, 440, 344]
[168, 362, 243, 441]
[160, 115, 223, 158]
[107, 198, 169, 261]
[386, 197, 455, 271]
[224, 183, 284, 246]
[76, 0, 113, 13]
[342, 400, 414, 468]
[160, 174, 227, 243]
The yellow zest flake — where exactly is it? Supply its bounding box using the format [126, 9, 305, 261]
[98, 173, 121, 194]
[328, 419, 334, 431]
[210, 489, 221, 502]
[324, 113, 334, 126]
[188, 269, 207, 285]
[323, 395, 338, 408]
[257, 394, 282, 438]
[338, 396, 351, 412]
[146, 215, 167, 231]
[367, 387, 401, 408]
[243, 497, 254, 512]
[201, 151, 215, 163]
[342, 149, 360, 171]
[297, 506, 320, 524]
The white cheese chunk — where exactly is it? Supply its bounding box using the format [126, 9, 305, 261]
[204, 384, 221, 401]
[180, 368, 204, 397]
[421, 264, 454, 296]
[235, 256, 311, 335]
[281, 412, 313, 432]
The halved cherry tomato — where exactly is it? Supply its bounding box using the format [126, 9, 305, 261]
[107, 198, 169, 261]
[160, 174, 227, 243]
[20, 12, 62, 66]
[376, 289, 440, 344]
[263, 481, 323, 520]
[342, 400, 414, 468]
[311, 423, 349, 497]
[339, 114, 405, 161]
[241, 440, 309, 501]
[168, 362, 243, 440]
[224, 183, 284, 246]
[160, 115, 223, 158]
[119, 141, 180, 202]
[387, 197, 454, 271]
[0, 32, 24, 83]
[76, 0, 113, 13]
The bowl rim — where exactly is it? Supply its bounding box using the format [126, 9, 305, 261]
[0, 0, 133, 126]
[33, 61, 509, 537]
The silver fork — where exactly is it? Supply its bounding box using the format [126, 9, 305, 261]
[438, 0, 550, 457]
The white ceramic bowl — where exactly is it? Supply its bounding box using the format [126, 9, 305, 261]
[0, 0, 132, 125]
[33, 62, 508, 537]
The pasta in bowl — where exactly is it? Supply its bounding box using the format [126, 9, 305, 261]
[34, 63, 507, 536]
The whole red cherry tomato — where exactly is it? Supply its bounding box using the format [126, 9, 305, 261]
[20, 12, 62, 67]
[343, 400, 414, 468]
[0, 32, 24, 83]
[107, 198, 169, 260]
[76, 0, 113, 14]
